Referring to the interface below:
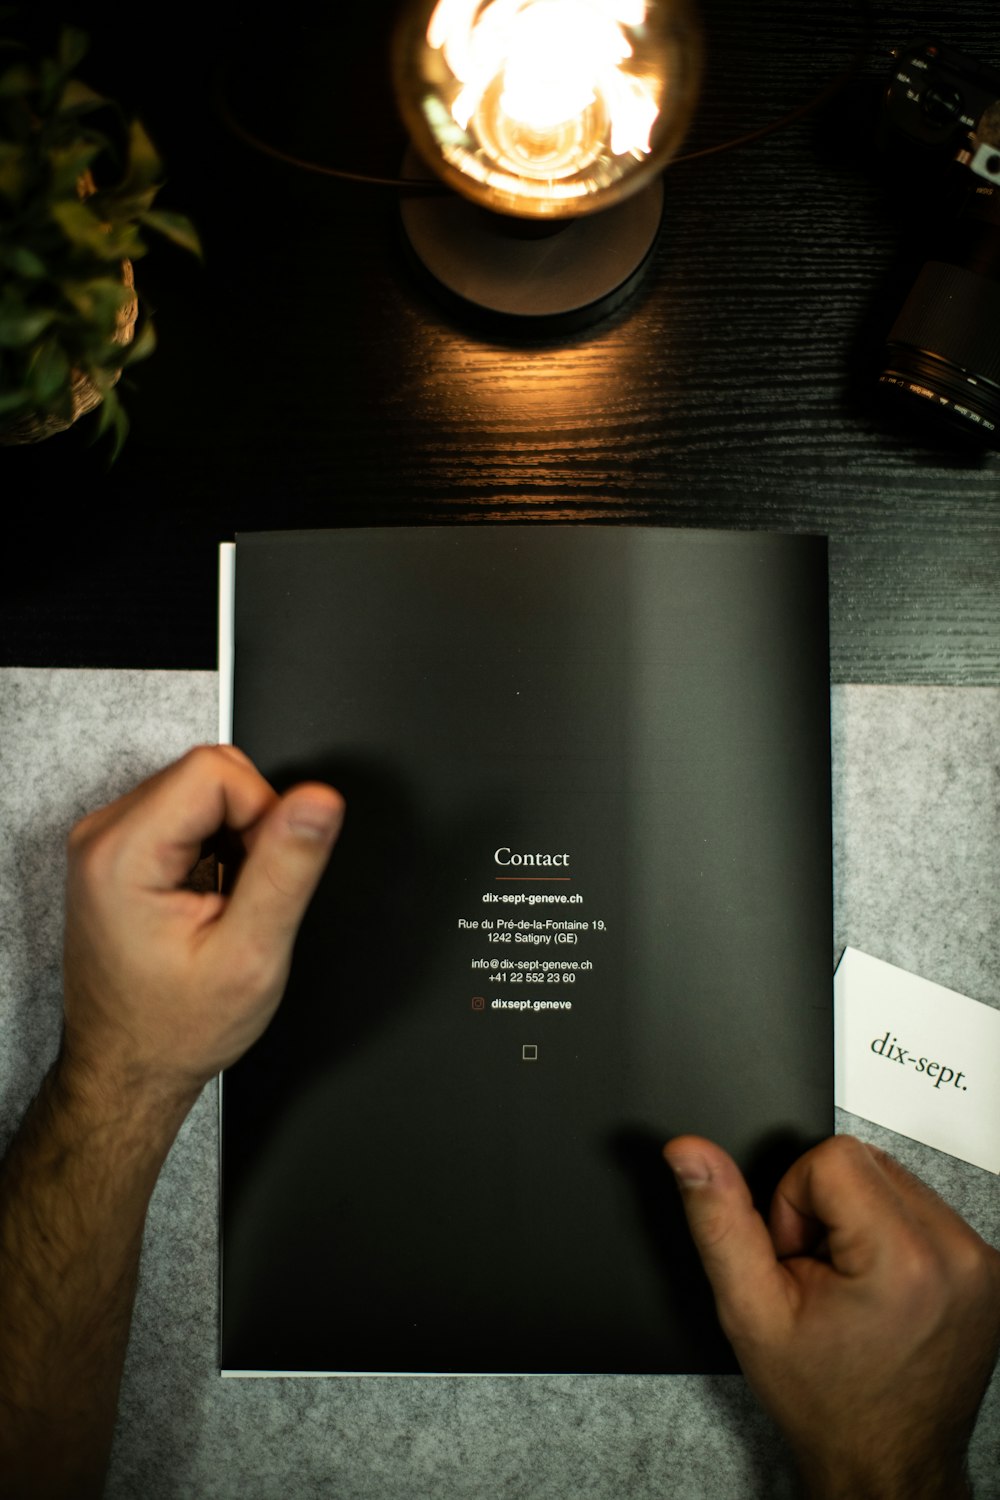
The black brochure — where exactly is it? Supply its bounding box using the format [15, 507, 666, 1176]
[219, 526, 833, 1375]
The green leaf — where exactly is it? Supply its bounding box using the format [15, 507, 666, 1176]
[94, 382, 128, 460]
[92, 184, 159, 219]
[81, 357, 113, 391]
[124, 317, 156, 365]
[48, 140, 101, 196]
[27, 337, 70, 403]
[0, 141, 25, 200]
[49, 383, 76, 422]
[60, 276, 135, 328]
[36, 28, 90, 113]
[57, 26, 89, 76]
[57, 78, 107, 116]
[51, 198, 131, 258]
[50, 198, 107, 252]
[137, 208, 202, 257]
[77, 289, 135, 352]
[1, 245, 47, 277]
[0, 305, 55, 347]
[0, 62, 34, 100]
[122, 118, 163, 194]
[0, 388, 31, 417]
[83, 321, 136, 372]
[38, 57, 65, 113]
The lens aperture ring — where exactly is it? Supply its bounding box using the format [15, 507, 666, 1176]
[887, 260, 1000, 385]
[880, 260, 1000, 443]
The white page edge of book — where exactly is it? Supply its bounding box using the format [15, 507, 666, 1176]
[218, 542, 235, 746]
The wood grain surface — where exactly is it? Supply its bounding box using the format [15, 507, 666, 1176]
[3, 0, 998, 679]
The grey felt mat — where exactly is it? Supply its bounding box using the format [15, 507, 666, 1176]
[1, 672, 997, 1499]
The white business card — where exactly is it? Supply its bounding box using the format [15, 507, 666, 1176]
[834, 947, 1000, 1174]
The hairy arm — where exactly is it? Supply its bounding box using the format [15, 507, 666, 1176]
[0, 745, 343, 1499]
[0, 1061, 196, 1499]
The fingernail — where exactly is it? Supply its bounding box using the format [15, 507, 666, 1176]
[666, 1152, 712, 1186]
[286, 801, 343, 841]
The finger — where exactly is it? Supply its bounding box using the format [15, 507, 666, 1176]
[109, 746, 280, 890]
[73, 743, 255, 835]
[663, 1136, 791, 1342]
[767, 1136, 908, 1277]
[766, 1192, 832, 1261]
[863, 1142, 955, 1225]
[854, 1143, 987, 1264]
[215, 801, 293, 895]
[221, 783, 345, 959]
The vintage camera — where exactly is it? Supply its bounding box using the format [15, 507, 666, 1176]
[876, 39, 1000, 447]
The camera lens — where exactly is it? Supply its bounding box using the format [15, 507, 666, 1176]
[878, 259, 1000, 447]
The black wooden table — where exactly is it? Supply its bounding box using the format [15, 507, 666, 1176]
[4, 0, 998, 680]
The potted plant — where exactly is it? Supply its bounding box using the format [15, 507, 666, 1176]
[0, 23, 200, 453]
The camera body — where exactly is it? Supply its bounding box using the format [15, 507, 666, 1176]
[881, 39, 1000, 160]
[876, 39, 1000, 446]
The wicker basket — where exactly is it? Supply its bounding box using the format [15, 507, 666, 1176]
[0, 258, 138, 445]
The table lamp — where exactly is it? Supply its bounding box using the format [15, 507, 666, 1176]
[392, 0, 703, 324]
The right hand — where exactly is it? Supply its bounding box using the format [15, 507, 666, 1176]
[663, 1133, 1000, 1499]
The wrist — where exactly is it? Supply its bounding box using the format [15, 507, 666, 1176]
[52, 1039, 203, 1156]
[798, 1452, 972, 1500]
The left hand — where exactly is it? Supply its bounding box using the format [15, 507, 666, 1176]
[61, 743, 344, 1107]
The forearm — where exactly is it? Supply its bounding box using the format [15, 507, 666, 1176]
[780, 1394, 977, 1500]
[796, 1442, 973, 1500]
[0, 1049, 197, 1500]
[800, 1470, 972, 1500]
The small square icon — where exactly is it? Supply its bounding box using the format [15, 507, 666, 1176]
[471, 996, 485, 1011]
[522, 1044, 538, 1062]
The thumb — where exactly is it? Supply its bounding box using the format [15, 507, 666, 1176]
[663, 1135, 790, 1344]
[225, 784, 345, 958]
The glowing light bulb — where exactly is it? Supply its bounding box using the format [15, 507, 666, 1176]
[394, 0, 702, 219]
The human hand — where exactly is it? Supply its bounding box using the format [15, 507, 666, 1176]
[663, 1134, 1000, 1500]
[61, 744, 344, 1110]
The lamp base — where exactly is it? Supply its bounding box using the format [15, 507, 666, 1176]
[399, 163, 664, 329]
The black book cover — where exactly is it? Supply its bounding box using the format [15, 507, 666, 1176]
[220, 526, 833, 1375]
